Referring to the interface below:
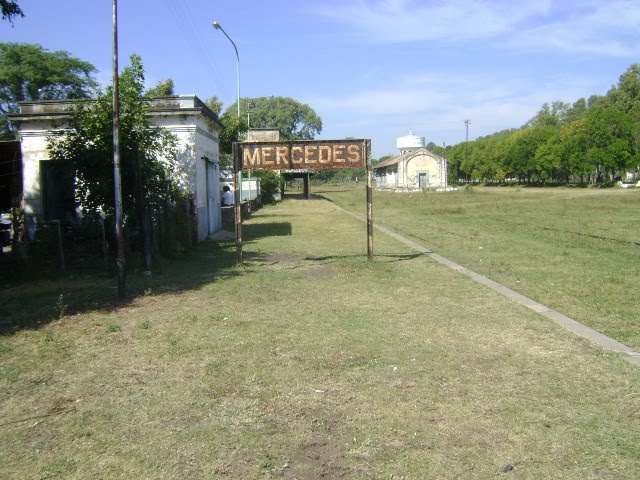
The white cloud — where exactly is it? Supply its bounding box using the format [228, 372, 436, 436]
[313, 0, 640, 57]
[506, 0, 640, 56]
[307, 67, 605, 152]
[308, 88, 454, 115]
[313, 0, 550, 43]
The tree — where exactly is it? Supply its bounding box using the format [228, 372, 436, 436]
[221, 96, 322, 140]
[206, 95, 223, 116]
[0, 43, 97, 139]
[526, 101, 573, 127]
[564, 98, 587, 124]
[425, 141, 446, 157]
[607, 64, 640, 114]
[582, 107, 638, 181]
[145, 78, 174, 97]
[442, 65, 640, 183]
[218, 114, 247, 167]
[1, 0, 23, 24]
[506, 126, 556, 182]
[534, 133, 565, 181]
[48, 55, 182, 221]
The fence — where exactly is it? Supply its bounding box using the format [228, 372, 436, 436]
[0, 196, 199, 281]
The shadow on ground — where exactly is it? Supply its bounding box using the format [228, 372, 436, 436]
[304, 253, 423, 263]
[0, 221, 291, 335]
[243, 222, 292, 239]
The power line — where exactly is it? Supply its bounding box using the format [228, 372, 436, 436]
[161, 0, 233, 105]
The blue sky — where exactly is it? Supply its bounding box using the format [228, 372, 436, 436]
[3, 0, 640, 158]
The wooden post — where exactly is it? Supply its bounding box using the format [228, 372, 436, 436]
[134, 144, 152, 273]
[366, 140, 373, 260]
[100, 216, 108, 271]
[232, 142, 243, 266]
[304, 173, 310, 199]
[112, 0, 125, 298]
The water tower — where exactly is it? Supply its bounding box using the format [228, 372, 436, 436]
[396, 130, 425, 154]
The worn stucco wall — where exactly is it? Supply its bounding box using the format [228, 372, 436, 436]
[406, 153, 445, 187]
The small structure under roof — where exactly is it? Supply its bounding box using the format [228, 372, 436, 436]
[396, 130, 425, 154]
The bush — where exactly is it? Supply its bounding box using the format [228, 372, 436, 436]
[254, 171, 281, 203]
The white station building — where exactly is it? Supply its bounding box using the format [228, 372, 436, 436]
[374, 130, 448, 190]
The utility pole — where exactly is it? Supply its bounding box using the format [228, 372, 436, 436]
[112, 0, 125, 298]
[443, 141, 448, 187]
[464, 119, 471, 184]
[246, 100, 252, 201]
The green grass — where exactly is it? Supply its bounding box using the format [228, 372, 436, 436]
[319, 184, 640, 350]
[0, 195, 639, 479]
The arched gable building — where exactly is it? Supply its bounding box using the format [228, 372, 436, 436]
[373, 131, 447, 190]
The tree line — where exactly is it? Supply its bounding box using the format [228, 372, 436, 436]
[441, 65, 640, 185]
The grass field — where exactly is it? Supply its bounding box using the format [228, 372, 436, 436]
[319, 184, 640, 350]
[1, 194, 639, 479]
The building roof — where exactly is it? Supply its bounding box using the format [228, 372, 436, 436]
[373, 148, 446, 171]
[10, 95, 224, 130]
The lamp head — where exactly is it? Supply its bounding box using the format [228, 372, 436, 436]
[212, 21, 221, 29]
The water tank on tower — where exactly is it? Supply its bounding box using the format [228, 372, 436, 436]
[396, 130, 425, 154]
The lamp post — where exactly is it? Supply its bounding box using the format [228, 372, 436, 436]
[213, 21, 243, 200]
[213, 21, 243, 265]
[212, 21, 240, 118]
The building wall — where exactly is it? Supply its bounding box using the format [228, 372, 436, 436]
[19, 124, 61, 218]
[151, 115, 222, 240]
[375, 167, 397, 187]
[406, 152, 446, 188]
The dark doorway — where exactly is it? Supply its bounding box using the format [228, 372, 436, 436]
[0, 141, 22, 212]
[40, 159, 75, 221]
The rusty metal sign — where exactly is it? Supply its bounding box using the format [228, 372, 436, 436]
[234, 139, 368, 171]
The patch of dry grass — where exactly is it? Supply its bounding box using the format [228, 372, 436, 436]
[1, 196, 639, 479]
[320, 184, 640, 349]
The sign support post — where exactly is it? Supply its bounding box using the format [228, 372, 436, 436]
[232, 142, 243, 266]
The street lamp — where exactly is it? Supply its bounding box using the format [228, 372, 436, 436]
[213, 20, 243, 265]
[212, 21, 240, 118]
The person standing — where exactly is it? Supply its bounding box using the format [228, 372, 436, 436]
[222, 185, 234, 206]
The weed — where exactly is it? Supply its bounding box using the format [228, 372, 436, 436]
[105, 324, 121, 333]
[140, 321, 152, 329]
[55, 294, 67, 318]
[261, 461, 275, 470]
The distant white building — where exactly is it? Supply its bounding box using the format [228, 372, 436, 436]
[374, 131, 447, 190]
[11, 95, 224, 241]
